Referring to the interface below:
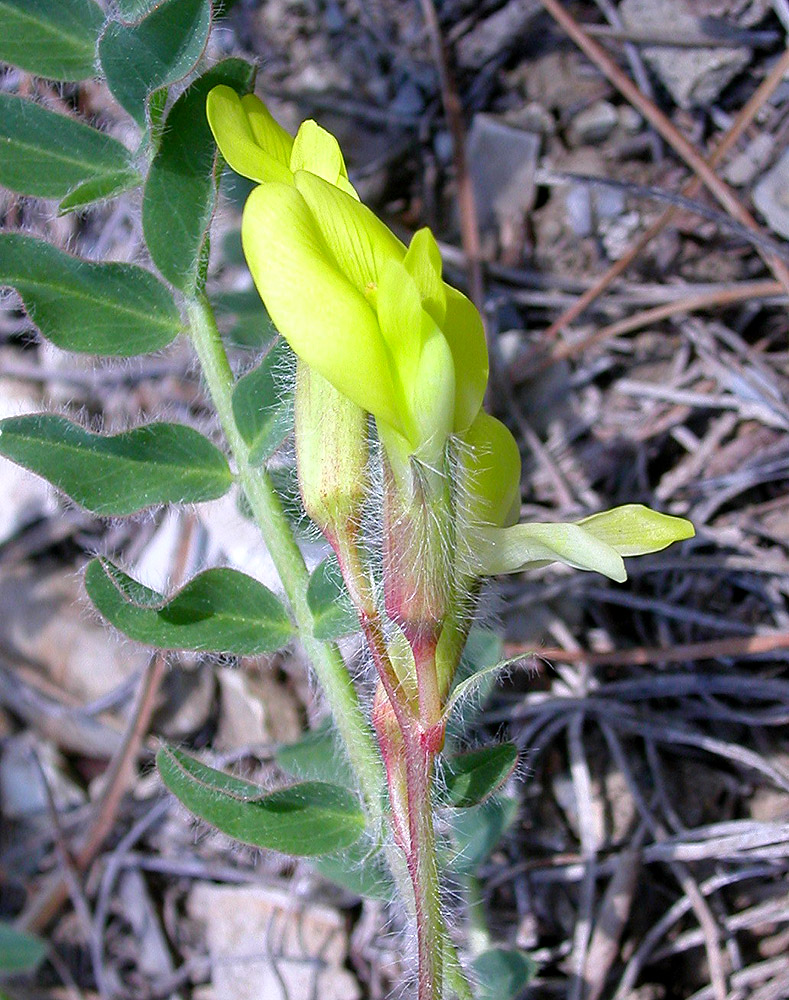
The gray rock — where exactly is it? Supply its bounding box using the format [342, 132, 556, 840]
[0, 378, 58, 544]
[505, 101, 556, 137]
[390, 79, 424, 118]
[188, 884, 361, 1000]
[568, 100, 619, 146]
[619, 0, 751, 109]
[457, 0, 542, 69]
[753, 147, 789, 239]
[723, 132, 775, 187]
[467, 113, 540, 234]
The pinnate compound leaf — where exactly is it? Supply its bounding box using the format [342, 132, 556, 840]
[157, 745, 365, 855]
[0, 234, 181, 355]
[0, 0, 102, 82]
[86, 561, 294, 654]
[58, 168, 142, 214]
[473, 948, 537, 1000]
[232, 338, 293, 463]
[306, 555, 358, 641]
[99, 0, 211, 125]
[442, 742, 518, 809]
[143, 58, 255, 292]
[0, 416, 232, 515]
[0, 95, 132, 199]
[0, 923, 47, 974]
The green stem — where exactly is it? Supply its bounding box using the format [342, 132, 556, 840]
[403, 738, 444, 1000]
[186, 293, 476, 999]
[185, 293, 384, 815]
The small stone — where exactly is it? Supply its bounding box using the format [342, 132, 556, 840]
[0, 735, 85, 819]
[457, 0, 541, 69]
[618, 105, 643, 134]
[390, 80, 424, 118]
[188, 883, 361, 1000]
[565, 181, 624, 239]
[498, 330, 523, 366]
[724, 132, 776, 187]
[620, 0, 751, 109]
[504, 101, 556, 136]
[467, 114, 540, 234]
[519, 50, 607, 113]
[214, 664, 302, 750]
[601, 210, 642, 260]
[568, 100, 619, 146]
[0, 564, 148, 703]
[565, 185, 593, 238]
[0, 377, 58, 544]
[753, 147, 789, 239]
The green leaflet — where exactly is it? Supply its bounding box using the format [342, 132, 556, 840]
[276, 723, 356, 790]
[100, 0, 211, 125]
[0, 923, 47, 975]
[58, 168, 142, 214]
[449, 795, 519, 876]
[473, 948, 537, 1000]
[442, 742, 518, 809]
[0, 0, 102, 82]
[115, 0, 159, 17]
[86, 560, 294, 654]
[212, 285, 277, 349]
[311, 840, 393, 900]
[142, 58, 255, 292]
[306, 555, 359, 641]
[157, 746, 365, 856]
[0, 95, 132, 199]
[231, 338, 294, 464]
[0, 234, 182, 355]
[0, 416, 232, 515]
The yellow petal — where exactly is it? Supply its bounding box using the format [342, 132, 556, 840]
[442, 285, 488, 432]
[242, 182, 403, 432]
[290, 119, 358, 199]
[459, 410, 521, 527]
[294, 170, 405, 292]
[403, 228, 446, 326]
[206, 86, 293, 184]
[376, 258, 425, 391]
[578, 504, 695, 555]
[409, 321, 456, 461]
[470, 522, 627, 582]
[241, 93, 294, 168]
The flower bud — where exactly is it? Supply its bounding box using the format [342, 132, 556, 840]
[294, 360, 372, 610]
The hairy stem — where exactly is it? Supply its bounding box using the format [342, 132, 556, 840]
[188, 293, 475, 1000]
[404, 735, 444, 1000]
[185, 293, 384, 815]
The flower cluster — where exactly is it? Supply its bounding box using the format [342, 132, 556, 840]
[208, 85, 694, 590]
